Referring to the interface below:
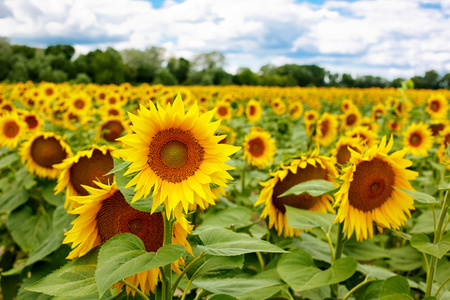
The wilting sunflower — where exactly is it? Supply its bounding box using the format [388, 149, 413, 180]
[271, 98, 287, 116]
[334, 136, 418, 241]
[245, 99, 263, 123]
[288, 101, 303, 120]
[54, 145, 115, 209]
[0, 112, 26, 149]
[20, 132, 72, 179]
[255, 148, 338, 237]
[63, 181, 192, 295]
[115, 94, 240, 216]
[314, 112, 339, 147]
[331, 136, 364, 168]
[214, 100, 232, 121]
[242, 129, 276, 169]
[402, 122, 433, 157]
[425, 94, 449, 120]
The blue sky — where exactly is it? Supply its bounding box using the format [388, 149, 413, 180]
[1, 0, 450, 79]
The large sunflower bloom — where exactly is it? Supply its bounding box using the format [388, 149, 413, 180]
[255, 148, 338, 237]
[334, 136, 418, 241]
[0, 112, 26, 149]
[242, 129, 276, 169]
[20, 132, 72, 179]
[54, 145, 115, 210]
[63, 181, 192, 295]
[115, 94, 240, 216]
[402, 122, 433, 157]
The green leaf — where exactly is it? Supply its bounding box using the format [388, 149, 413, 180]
[410, 210, 434, 234]
[195, 206, 253, 232]
[411, 232, 450, 259]
[197, 228, 287, 256]
[42, 181, 64, 206]
[379, 275, 413, 300]
[186, 254, 244, 280]
[0, 153, 19, 169]
[96, 233, 184, 297]
[358, 265, 419, 289]
[193, 278, 281, 297]
[394, 187, 438, 204]
[285, 206, 335, 233]
[209, 295, 238, 300]
[26, 250, 98, 297]
[277, 249, 357, 291]
[105, 161, 131, 176]
[26, 233, 64, 266]
[279, 179, 336, 197]
[0, 188, 28, 213]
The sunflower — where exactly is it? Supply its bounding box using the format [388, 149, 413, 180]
[288, 101, 303, 120]
[214, 100, 232, 121]
[20, 132, 72, 179]
[67, 92, 92, 116]
[22, 110, 43, 133]
[304, 110, 319, 135]
[331, 136, 364, 168]
[99, 116, 129, 143]
[345, 125, 378, 148]
[340, 99, 355, 113]
[245, 99, 263, 123]
[255, 148, 338, 237]
[63, 181, 192, 295]
[271, 98, 287, 116]
[242, 129, 276, 169]
[314, 112, 339, 147]
[425, 94, 449, 120]
[217, 125, 237, 145]
[54, 145, 115, 209]
[371, 103, 386, 121]
[402, 122, 433, 157]
[334, 136, 418, 241]
[0, 112, 26, 149]
[340, 108, 362, 131]
[115, 94, 240, 216]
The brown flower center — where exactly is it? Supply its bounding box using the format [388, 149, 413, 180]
[3, 121, 19, 138]
[218, 106, 228, 117]
[430, 100, 440, 112]
[320, 119, 330, 136]
[409, 132, 422, 147]
[70, 149, 114, 195]
[249, 105, 256, 116]
[45, 88, 54, 96]
[430, 124, 444, 136]
[148, 128, 204, 183]
[101, 120, 125, 142]
[96, 190, 164, 253]
[346, 114, 357, 126]
[30, 136, 68, 168]
[272, 164, 328, 213]
[248, 137, 265, 157]
[74, 99, 85, 109]
[25, 115, 38, 129]
[348, 158, 395, 211]
[336, 144, 352, 166]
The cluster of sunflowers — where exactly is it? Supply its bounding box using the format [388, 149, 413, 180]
[1, 81, 450, 299]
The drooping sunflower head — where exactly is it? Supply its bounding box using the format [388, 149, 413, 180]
[271, 97, 287, 116]
[334, 136, 418, 241]
[54, 145, 115, 209]
[425, 94, 449, 120]
[288, 101, 304, 120]
[402, 122, 433, 157]
[20, 132, 72, 179]
[0, 112, 26, 149]
[63, 181, 192, 295]
[245, 99, 263, 123]
[115, 94, 240, 216]
[313, 112, 339, 147]
[242, 128, 277, 169]
[255, 149, 338, 237]
[214, 100, 232, 121]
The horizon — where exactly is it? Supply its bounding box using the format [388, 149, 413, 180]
[1, 0, 449, 80]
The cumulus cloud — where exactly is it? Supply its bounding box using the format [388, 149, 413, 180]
[0, 0, 449, 78]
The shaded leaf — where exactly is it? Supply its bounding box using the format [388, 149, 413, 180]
[279, 179, 336, 197]
[193, 278, 281, 297]
[0, 153, 19, 169]
[0, 188, 28, 213]
[379, 275, 413, 300]
[285, 206, 335, 233]
[411, 232, 450, 259]
[394, 187, 438, 204]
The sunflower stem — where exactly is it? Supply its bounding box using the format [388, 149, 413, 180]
[331, 221, 346, 299]
[425, 186, 450, 297]
[172, 252, 206, 293]
[162, 210, 175, 300]
[241, 161, 246, 193]
[342, 277, 376, 300]
[435, 276, 450, 298]
[119, 279, 150, 300]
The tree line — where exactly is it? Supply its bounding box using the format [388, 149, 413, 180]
[1, 37, 449, 89]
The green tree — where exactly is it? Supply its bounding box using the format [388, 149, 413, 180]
[167, 57, 190, 84]
[0, 37, 13, 81]
[153, 68, 178, 85]
[121, 47, 165, 83]
[233, 68, 260, 85]
[92, 48, 126, 84]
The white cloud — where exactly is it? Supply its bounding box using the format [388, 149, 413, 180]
[1, 0, 450, 78]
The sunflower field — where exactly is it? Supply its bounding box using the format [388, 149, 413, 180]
[1, 81, 450, 300]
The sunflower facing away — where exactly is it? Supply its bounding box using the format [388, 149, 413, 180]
[115, 94, 240, 216]
[63, 181, 192, 296]
[20, 132, 72, 179]
[54, 145, 115, 210]
[242, 128, 277, 169]
[0, 112, 26, 149]
[255, 148, 338, 237]
[334, 136, 418, 241]
[402, 122, 433, 157]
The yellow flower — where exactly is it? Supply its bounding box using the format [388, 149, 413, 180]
[99, 116, 129, 143]
[334, 136, 418, 241]
[288, 101, 303, 120]
[214, 100, 232, 121]
[0, 112, 26, 149]
[63, 181, 192, 295]
[245, 99, 263, 123]
[314, 112, 338, 147]
[115, 94, 240, 216]
[255, 148, 338, 237]
[331, 136, 365, 168]
[403, 122, 433, 157]
[271, 98, 286, 116]
[425, 94, 448, 120]
[242, 129, 276, 169]
[20, 132, 72, 179]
